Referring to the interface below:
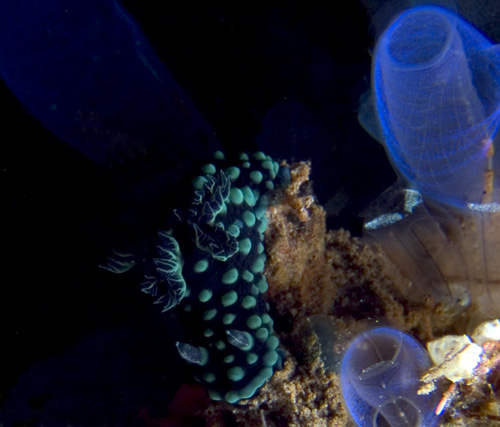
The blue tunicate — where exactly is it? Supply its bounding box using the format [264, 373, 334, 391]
[341, 327, 440, 427]
[368, 5, 500, 208]
[0, 0, 216, 166]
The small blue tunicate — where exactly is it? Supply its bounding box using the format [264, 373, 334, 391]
[367, 5, 500, 208]
[340, 327, 440, 427]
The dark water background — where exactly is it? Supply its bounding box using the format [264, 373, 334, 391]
[0, 2, 396, 425]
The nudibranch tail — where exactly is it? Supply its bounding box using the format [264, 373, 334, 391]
[136, 151, 288, 403]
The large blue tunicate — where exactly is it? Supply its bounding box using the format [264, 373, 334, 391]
[371, 5, 500, 208]
[341, 327, 440, 427]
[0, 0, 216, 166]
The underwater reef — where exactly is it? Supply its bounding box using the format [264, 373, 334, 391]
[3, 1, 500, 427]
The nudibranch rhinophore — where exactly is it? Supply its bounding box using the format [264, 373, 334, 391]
[103, 151, 288, 403]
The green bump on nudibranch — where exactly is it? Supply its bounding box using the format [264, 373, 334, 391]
[208, 390, 222, 401]
[213, 150, 225, 160]
[251, 257, 265, 274]
[222, 313, 237, 325]
[247, 352, 259, 365]
[266, 335, 280, 350]
[222, 268, 239, 284]
[249, 170, 263, 184]
[226, 166, 240, 180]
[203, 308, 217, 321]
[263, 350, 279, 367]
[260, 367, 274, 382]
[198, 289, 213, 303]
[242, 186, 256, 206]
[193, 259, 209, 273]
[229, 187, 244, 205]
[242, 161, 250, 169]
[254, 206, 267, 220]
[262, 314, 271, 324]
[255, 327, 269, 342]
[221, 290, 238, 307]
[242, 211, 256, 227]
[227, 223, 241, 237]
[204, 328, 214, 337]
[215, 340, 226, 350]
[223, 355, 235, 364]
[272, 161, 279, 178]
[192, 175, 208, 190]
[239, 153, 249, 161]
[242, 295, 257, 309]
[239, 238, 252, 256]
[257, 217, 268, 233]
[202, 163, 217, 175]
[261, 160, 273, 171]
[253, 152, 266, 161]
[246, 314, 262, 329]
[227, 366, 245, 382]
[204, 372, 216, 383]
[265, 180, 274, 191]
[236, 367, 273, 400]
[224, 391, 240, 404]
[242, 270, 254, 282]
[257, 277, 268, 294]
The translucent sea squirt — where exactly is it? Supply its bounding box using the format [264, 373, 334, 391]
[371, 5, 500, 208]
[340, 327, 440, 427]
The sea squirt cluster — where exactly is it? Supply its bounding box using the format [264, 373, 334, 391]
[361, 4, 500, 322]
[342, 4, 500, 426]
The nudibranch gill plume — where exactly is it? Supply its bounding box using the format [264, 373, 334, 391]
[103, 151, 288, 403]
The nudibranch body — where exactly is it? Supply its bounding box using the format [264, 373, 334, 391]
[137, 151, 288, 403]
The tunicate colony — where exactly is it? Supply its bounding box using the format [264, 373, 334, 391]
[346, 4, 500, 426]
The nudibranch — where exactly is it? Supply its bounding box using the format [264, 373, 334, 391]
[104, 151, 288, 403]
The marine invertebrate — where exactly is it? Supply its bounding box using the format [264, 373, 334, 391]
[371, 5, 500, 208]
[341, 327, 440, 427]
[0, 0, 289, 406]
[104, 151, 288, 403]
[0, 0, 216, 167]
[360, 5, 500, 325]
[419, 318, 500, 416]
